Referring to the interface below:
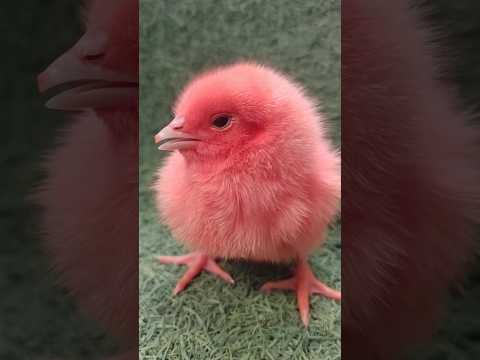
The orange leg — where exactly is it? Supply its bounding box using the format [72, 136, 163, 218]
[260, 258, 340, 326]
[156, 252, 234, 295]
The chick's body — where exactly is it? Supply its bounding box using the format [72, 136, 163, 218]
[157, 124, 339, 263]
[154, 63, 340, 325]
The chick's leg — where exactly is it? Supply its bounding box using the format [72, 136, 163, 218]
[156, 252, 234, 295]
[260, 258, 340, 326]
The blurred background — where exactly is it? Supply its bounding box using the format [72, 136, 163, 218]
[1, 1, 119, 359]
[139, 0, 341, 359]
[409, 1, 480, 359]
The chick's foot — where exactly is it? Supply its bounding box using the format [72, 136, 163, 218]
[156, 252, 234, 295]
[260, 258, 341, 326]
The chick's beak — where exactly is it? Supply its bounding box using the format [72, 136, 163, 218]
[154, 117, 200, 151]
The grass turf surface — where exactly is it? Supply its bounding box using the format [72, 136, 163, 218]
[139, 0, 341, 359]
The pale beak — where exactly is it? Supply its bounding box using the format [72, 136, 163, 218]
[154, 117, 200, 151]
[37, 31, 137, 111]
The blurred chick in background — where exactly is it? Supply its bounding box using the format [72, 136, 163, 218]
[342, 0, 480, 358]
[36, 0, 138, 355]
[153, 62, 340, 326]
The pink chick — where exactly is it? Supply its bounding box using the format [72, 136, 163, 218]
[35, 0, 138, 353]
[153, 62, 341, 326]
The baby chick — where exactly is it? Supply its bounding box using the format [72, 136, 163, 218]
[153, 62, 340, 326]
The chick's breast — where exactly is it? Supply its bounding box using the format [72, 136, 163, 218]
[155, 133, 339, 263]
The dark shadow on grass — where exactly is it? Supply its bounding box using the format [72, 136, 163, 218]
[226, 260, 294, 288]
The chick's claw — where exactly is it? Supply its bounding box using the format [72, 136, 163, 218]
[260, 259, 341, 327]
[311, 280, 341, 300]
[156, 252, 234, 295]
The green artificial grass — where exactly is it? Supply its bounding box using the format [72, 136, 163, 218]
[139, 0, 341, 359]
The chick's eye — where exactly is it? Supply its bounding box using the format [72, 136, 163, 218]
[211, 115, 232, 130]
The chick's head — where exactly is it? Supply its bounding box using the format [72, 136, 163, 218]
[155, 62, 323, 164]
